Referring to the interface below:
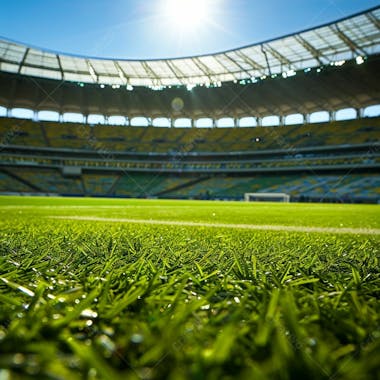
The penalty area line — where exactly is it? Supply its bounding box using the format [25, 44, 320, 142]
[48, 216, 380, 235]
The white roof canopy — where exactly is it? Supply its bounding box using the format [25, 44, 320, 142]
[0, 7, 379, 88]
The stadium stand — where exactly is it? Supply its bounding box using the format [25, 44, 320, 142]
[0, 7, 379, 203]
[0, 119, 46, 147]
[0, 113, 379, 202]
[258, 174, 380, 202]
[1, 117, 379, 153]
[82, 173, 119, 196]
[43, 123, 93, 150]
[0, 170, 34, 193]
[9, 167, 83, 195]
[112, 173, 201, 198]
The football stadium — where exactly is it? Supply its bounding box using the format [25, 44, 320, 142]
[0, 2, 379, 379]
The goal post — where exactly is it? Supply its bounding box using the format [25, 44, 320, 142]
[244, 192, 290, 202]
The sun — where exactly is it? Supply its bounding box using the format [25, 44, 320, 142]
[161, 0, 209, 31]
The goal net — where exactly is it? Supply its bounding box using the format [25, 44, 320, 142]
[244, 192, 290, 202]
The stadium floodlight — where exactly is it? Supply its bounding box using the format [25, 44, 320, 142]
[356, 56, 365, 65]
[282, 69, 297, 78]
[244, 193, 290, 202]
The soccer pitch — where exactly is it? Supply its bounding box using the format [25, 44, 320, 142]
[0, 196, 379, 379]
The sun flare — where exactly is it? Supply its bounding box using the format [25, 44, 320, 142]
[162, 0, 209, 31]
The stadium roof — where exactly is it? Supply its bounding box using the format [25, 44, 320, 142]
[0, 7, 380, 89]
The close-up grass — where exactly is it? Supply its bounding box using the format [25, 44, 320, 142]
[0, 196, 379, 379]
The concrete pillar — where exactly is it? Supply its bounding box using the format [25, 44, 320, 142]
[256, 117, 262, 127]
[356, 108, 364, 119]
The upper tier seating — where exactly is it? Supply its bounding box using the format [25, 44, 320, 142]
[1, 117, 379, 153]
[0, 119, 46, 147]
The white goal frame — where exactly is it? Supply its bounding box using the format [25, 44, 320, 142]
[244, 192, 290, 202]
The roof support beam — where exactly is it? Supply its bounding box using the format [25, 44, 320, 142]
[212, 55, 238, 81]
[56, 55, 64, 81]
[141, 62, 161, 86]
[86, 60, 99, 83]
[263, 44, 292, 69]
[260, 45, 272, 76]
[216, 54, 251, 80]
[165, 60, 187, 85]
[332, 25, 367, 56]
[192, 58, 215, 82]
[114, 61, 129, 85]
[366, 12, 380, 29]
[232, 50, 265, 72]
[294, 35, 325, 65]
[17, 48, 29, 74]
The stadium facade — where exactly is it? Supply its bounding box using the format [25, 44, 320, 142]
[0, 7, 379, 202]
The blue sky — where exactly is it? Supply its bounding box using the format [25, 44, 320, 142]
[0, 0, 379, 59]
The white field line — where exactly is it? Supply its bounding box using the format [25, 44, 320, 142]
[0, 205, 160, 209]
[0, 205, 198, 209]
[49, 216, 380, 235]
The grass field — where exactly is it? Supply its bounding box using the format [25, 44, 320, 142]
[0, 196, 379, 380]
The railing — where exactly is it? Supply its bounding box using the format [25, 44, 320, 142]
[1, 151, 379, 173]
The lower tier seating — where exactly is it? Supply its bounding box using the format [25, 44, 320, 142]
[1, 167, 379, 202]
